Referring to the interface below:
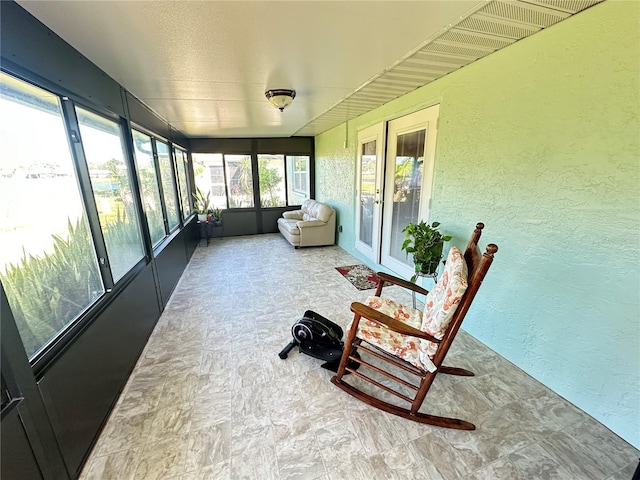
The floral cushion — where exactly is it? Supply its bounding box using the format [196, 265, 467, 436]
[349, 246, 468, 373]
[419, 246, 468, 361]
[349, 296, 426, 370]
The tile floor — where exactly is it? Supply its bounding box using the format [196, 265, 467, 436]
[80, 234, 639, 480]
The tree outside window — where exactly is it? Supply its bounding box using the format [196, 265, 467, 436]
[258, 154, 285, 207]
[225, 155, 254, 208]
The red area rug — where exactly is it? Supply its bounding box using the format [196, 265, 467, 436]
[335, 264, 379, 291]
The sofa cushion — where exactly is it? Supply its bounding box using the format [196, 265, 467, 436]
[282, 210, 304, 220]
[299, 199, 332, 223]
[277, 218, 301, 235]
[296, 219, 325, 228]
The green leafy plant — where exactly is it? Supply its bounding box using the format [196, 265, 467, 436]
[0, 218, 103, 357]
[258, 160, 284, 207]
[210, 208, 222, 223]
[401, 221, 452, 282]
[193, 187, 211, 215]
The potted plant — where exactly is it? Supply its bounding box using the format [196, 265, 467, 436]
[401, 221, 452, 282]
[210, 208, 222, 225]
[193, 187, 211, 222]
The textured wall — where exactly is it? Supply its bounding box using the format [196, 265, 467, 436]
[315, 128, 356, 247]
[314, 1, 640, 447]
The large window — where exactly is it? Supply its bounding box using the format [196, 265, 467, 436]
[76, 107, 145, 282]
[225, 154, 254, 208]
[258, 154, 286, 207]
[0, 73, 105, 358]
[131, 130, 165, 245]
[174, 147, 191, 219]
[194, 152, 311, 209]
[192, 153, 256, 209]
[156, 140, 180, 231]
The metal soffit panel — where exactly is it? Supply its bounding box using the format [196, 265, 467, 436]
[294, 0, 604, 137]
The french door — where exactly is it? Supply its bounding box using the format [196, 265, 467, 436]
[380, 105, 440, 278]
[355, 123, 385, 262]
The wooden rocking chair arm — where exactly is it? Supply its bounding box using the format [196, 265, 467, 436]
[376, 272, 430, 296]
[350, 302, 441, 343]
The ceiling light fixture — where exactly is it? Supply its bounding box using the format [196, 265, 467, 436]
[265, 89, 296, 112]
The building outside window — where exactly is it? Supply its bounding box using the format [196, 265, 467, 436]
[287, 155, 310, 205]
[0, 72, 105, 359]
[192, 153, 227, 210]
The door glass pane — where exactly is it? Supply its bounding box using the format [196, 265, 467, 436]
[132, 130, 165, 245]
[76, 107, 144, 282]
[156, 141, 179, 230]
[0, 73, 105, 359]
[389, 129, 426, 262]
[286, 155, 310, 205]
[193, 153, 227, 210]
[174, 148, 191, 218]
[225, 154, 254, 208]
[258, 154, 285, 207]
[359, 141, 376, 247]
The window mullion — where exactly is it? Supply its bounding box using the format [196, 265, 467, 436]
[60, 98, 114, 291]
[222, 155, 231, 209]
[283, 156, 290, 205]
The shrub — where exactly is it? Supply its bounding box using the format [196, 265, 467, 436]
[0, 218, 103, 357]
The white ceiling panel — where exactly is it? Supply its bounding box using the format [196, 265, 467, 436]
[17, 0, 604, 138]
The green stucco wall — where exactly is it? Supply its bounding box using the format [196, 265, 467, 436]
[315, 1, 640, 448]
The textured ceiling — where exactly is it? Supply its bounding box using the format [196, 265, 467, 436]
[17, 0, 603, 139]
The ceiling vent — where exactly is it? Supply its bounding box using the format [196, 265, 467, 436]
[295, 0, 604, 137]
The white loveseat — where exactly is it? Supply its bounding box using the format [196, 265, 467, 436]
[277, 199, 336, 248]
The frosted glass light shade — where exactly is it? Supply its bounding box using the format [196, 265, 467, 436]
[265, 89, 296, 111]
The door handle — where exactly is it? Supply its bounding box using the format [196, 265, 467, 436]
[1, 395, 24, 417]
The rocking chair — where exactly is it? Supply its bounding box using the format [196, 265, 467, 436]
[331, 222, 498, 430]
